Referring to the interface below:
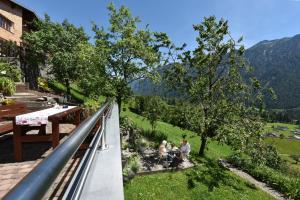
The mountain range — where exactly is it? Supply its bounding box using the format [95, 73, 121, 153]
[131, 34, 300, 110]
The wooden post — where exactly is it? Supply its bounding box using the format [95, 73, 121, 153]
[13, 120, 22, 162]
[74, 110, 81, 127]
[52, 120, 60, 148]
[38, 124, 46, 135]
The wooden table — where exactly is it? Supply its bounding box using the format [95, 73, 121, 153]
[7, 106, 82, 161]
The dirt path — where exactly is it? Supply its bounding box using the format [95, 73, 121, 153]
[220, 159, 287, 200]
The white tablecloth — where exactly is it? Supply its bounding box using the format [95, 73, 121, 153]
[16, 106, 76, 125]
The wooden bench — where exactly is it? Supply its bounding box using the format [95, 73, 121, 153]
[0, 123, 13, 135]
[0, 102, 28, 135]
[11, 106, 82, 161]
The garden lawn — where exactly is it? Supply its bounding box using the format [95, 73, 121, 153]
[263, 122, 299, 137]
[124, 169, 274, 200]
[48, 81, 106, 103]
[122, 107, 232, 159]
[49, 81, 87, 102]
[264, 138, 300, 155]
[122, 108, 274, 200]
[265, 137, 300, 171]
[263, 122, 300, 172]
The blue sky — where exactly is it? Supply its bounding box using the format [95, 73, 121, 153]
[17, 0, 300, 49]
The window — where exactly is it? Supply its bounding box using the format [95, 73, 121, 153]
[0, 14, 14, 32]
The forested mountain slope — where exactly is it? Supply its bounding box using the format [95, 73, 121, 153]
[132, 34, 300, 109]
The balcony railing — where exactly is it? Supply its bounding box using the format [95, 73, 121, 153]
[4, 101, 113, 200]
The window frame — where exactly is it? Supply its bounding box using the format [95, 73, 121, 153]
[0, 14, 14, 33]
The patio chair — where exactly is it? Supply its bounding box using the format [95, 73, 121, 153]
[157, 152, 174, 168]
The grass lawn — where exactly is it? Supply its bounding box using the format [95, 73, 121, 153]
[49, 81, 87, 102]
[264, 122, 300, 171]
[263, 122, 299, 137]
[122, 107, 232, 159]
[124, 170, 275, 200]
[48, 81, 106, 104]
[264, 137, 300, 171]
[264, 138, 300, 155]
[122, 107, 275, 200]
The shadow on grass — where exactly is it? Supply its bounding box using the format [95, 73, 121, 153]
[185, 155, 255, 192]
[69, 86, 83, 95]
[48, 81, 85, 103]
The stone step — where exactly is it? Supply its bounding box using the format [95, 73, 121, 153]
[26, 102, 50, 111]
[5, 90, 59, 111]
[6, 92, 50, 111]
[7, 92, 38, 101]
[15, 82, 29, 93]
[11, 92, 36, 96]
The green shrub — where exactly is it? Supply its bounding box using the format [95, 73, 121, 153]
[84, 99, 100, 116]
[38, 77, 52, 92]
[1, 98, 15, 105]
[122, 141, 129, 150]
[264, 145, 286, 170]
[120, 117, 135, 132]
[136, 138, 148, 152]
[0, 77, 16, 95]
[0, 60, 21, 81]
[131, 96, 147, 115]
[228, 154, 300, 199]
[247, 143, 285, 170]
[291, 155, 300, 163]
[123, 155, 140, 182]
[129, 156, 140, 174]
[139, 129, 167, 144]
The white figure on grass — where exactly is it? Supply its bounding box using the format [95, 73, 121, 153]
[180, 139, 191, 161]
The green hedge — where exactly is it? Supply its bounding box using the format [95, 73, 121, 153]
[228, 155, 300, 199]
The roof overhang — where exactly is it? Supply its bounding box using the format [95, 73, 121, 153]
[9, 0, 38, 19]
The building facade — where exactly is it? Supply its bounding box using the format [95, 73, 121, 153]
[0, 0, 37, 88]
[0, 0, 36, 45]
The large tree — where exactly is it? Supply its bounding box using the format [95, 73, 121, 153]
[22, 15, 89, 96]
[167, 16, 271, 156]
[143, 96, 167, 130]
[92, 3, 171, 112]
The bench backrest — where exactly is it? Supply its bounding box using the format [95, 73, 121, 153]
[0, 102, 28, 120]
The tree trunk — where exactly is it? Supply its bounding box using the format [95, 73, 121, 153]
[199, 135, 207, 156]
[21, 58, 39, 90]
[151, 123, 155, 131]
[65, 79, 71, 101]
